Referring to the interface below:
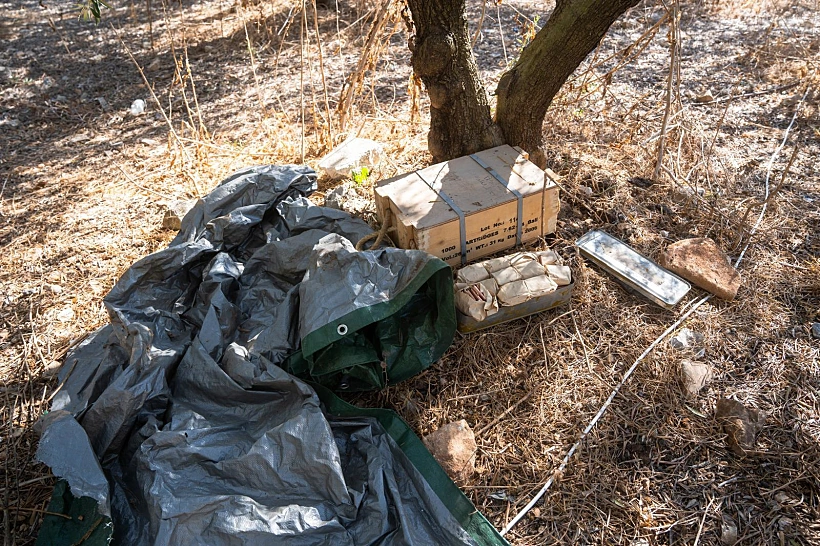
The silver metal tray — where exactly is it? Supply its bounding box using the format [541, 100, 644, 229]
[575, 230, 690, 309]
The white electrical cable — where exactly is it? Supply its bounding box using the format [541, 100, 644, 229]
[501, 85, 810, 536]
[500, 293, 711, 535]
[735, 86, 810, 268]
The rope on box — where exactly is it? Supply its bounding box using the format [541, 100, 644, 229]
[356, 208, 395, 251]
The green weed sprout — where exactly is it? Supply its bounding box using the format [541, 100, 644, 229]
[351, 166, 369, 186]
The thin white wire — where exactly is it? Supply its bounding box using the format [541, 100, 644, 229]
[500, 293, 711, 535]
[735, 86, 810, 268]
[501, 86, 810, 536]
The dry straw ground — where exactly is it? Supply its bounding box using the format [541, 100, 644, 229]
[1, 0, 819, 544]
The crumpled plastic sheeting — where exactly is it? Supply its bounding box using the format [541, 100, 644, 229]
[37, 165, 472, 545]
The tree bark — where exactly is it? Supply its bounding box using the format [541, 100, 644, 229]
[495, 0, 640, 166]
[405, 0, 504, 162]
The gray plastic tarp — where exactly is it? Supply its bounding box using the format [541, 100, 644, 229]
[35, 165, 503, 545]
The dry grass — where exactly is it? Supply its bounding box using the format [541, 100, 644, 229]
[1, 0, 819, 544]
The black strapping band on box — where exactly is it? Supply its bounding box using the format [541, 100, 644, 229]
[469, 153, 524, 246]
[415, 169, 467, 266]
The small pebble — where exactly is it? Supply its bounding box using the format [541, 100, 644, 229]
[721, 517, 738, 545]
[130, 99, 146, 116]
[811, 322, 820, 339]
[44, 360, 61, 377]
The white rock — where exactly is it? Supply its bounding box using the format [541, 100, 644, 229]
[56, 307, 74, 322]
[680, 359, 713, 395]
[130, 99, 146, 116]
[318, 137, 383, 180]
[720, 517, 738, 545]
[43, 360, 62, 377]
[162, 199, 198, 230]
[47, 284, 63, 295]
[323, 185, 348, 210]
[669, 328, 704, 351]
[694, 91, 715, 103]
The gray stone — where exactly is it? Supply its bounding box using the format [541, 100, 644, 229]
[423, 420, 476, 483]
[323, 185, 348, 210]
[43, 360, 62, 378]
[720, 516, 738, 545]
[680, 359, 713, 395]
[162, 199, 198, 230]
[812, 322, 820, 339]
[659, 238, 741, 300]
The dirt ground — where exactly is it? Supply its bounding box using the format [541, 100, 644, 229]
[1, 0, 819, 544]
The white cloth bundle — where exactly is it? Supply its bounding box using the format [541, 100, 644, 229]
[455, 248, 571, 318]
[546, 264, 572, 286]
[497, 274, 558, 306]
[454, 278, 499, 320]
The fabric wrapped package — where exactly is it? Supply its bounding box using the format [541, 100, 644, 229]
[546, 264, 573, 286]
[489, 254, 545, 286]
[454, 278, 499, 321]
[483, 256, 511, 273]
[514, 259, 547, 280]
[491, 265, 522, 285]
[537, 250, 561, 265]
[456, 263, 491, 284]
[497, 275, 559, 306]
[35, 165, 508, 546]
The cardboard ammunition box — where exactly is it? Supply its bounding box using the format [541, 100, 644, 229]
[374, 145, 560, 266]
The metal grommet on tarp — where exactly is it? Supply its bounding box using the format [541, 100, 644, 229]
[336, 324, 348, 336]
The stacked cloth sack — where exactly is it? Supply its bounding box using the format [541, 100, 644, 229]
[454, 251, 572, 322]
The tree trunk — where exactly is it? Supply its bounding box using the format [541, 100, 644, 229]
[495, 0, 640, 166]
[405, 0, 504, 162]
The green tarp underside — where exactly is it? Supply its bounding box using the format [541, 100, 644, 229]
[289, 259, 456, 391]
[38, 481, 111, 546]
